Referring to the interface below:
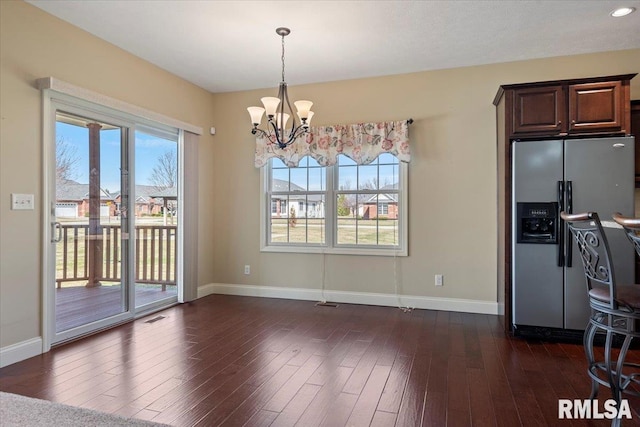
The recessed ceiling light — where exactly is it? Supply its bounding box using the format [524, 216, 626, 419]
[610, 7, 636, 17]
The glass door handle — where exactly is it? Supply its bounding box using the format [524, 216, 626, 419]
[52, 222, 62, 243]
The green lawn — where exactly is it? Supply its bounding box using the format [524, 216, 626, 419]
[271, 217, 399, 245]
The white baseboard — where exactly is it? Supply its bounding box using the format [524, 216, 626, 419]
[198, 283, 499, 315]
[0, 337, 42, 368]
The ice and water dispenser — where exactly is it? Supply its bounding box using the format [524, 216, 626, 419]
[516, 202, 558, 244]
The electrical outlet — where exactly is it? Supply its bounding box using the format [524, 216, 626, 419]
[244, 265, 251, 275]
[435, 274, 443, 287]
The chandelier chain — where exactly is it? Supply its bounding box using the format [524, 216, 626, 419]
[281, 33, 286, 83]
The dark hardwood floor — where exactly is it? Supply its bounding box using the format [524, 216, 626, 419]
[1, 294, 639, 426]
[55, 284, 178, 332]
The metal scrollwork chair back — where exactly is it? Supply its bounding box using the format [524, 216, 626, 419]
[560, 211, 640, 425]
[561, 212, 618, 311]
[613, 212, 640, 257]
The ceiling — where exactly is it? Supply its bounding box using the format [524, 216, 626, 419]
[27, 0, 640, 94]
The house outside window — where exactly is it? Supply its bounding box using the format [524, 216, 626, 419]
[262, 153, 407, 256]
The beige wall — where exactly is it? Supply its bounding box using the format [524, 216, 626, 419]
[210, 51, 639, 304]
[1, 0, 639, 351]
[0, 1, 216, 348]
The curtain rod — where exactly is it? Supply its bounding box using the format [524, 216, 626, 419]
[407, 118, 414, 125]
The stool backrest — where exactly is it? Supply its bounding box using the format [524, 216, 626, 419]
[612, 212, 640, 257]
[560, 211, 618, 310]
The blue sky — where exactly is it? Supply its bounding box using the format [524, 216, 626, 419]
[56, 122, 177, 193]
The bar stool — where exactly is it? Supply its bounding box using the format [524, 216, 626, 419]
[560, 211, 639, 425]
[613, 212, 640, 256]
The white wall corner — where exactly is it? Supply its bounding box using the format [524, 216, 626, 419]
[197, 283, 499, 315]
[497, 302, 505, 316]
[197, 283, 219, 299]
[0, 337, 43, 368]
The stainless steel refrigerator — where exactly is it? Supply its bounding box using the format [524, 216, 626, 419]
[512, 136, 635, 332]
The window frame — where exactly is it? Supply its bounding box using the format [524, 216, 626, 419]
[260, 156, 408, 256]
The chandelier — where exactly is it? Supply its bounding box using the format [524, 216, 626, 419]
[247, 27, 314, 149]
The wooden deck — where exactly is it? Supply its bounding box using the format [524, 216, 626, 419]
[56, 284, 177, 332]
[2, 295, 639, 426]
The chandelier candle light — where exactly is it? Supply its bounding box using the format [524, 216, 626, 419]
[247, 27, 314, 149]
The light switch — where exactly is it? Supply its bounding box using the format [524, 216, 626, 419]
[11, 193, 35, 210]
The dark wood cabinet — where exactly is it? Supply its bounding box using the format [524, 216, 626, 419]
[496, 74, 635, 140]
[493, 74, 636, 333]
[568, 80, 623, 133]
[512, 85, 565, 135]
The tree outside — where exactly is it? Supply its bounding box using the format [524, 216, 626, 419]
[56, 137, 80, 183]
[289, 206, 297, 227]
[149, 150, 177, 190]
[148, 150, 178, 220]
[337, 194, 350, 216]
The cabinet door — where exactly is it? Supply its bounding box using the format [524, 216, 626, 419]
[512, 86, 566, 136]
[568, 81, 622, 133]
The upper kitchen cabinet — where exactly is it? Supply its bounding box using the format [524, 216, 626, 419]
[494, 74, 636, 140]
[512, 85, 565, 135]
[568, 80, 623, 133]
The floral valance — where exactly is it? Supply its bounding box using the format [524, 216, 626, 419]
[254, 120, 411, 168]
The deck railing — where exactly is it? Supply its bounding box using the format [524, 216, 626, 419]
[56, 224, 177, 290]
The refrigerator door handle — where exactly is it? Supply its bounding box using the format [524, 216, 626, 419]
[557, 180, 564, 267]
[566, 180, 573, 268]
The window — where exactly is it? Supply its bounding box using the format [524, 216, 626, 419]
[268, 157, 326, 245]
[262, 153, 407, 256]
[336, 153, 400, 247]
[378, 202, 389, 216]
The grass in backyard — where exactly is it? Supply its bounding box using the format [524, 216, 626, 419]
[270, 217, 399, 245]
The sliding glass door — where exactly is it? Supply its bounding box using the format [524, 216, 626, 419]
[134, 128, 179, 309]
[52, 110, 132, 339]
[47, 101, 181, 345]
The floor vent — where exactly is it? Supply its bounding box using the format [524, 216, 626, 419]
[144, 315, 166, 324]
